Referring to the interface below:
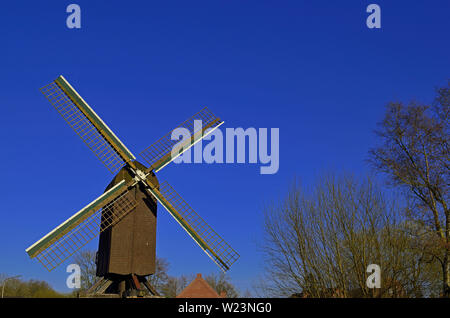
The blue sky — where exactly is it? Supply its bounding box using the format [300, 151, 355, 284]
[0, 1, 448, 294]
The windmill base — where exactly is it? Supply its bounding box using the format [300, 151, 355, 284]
[81, 274, 160, 298]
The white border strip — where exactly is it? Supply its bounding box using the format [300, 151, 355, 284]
[155, 121, 225, 173]
[58, 75, 136, 160]
[145, 186, 226, 272]
[26, 180, 126, 254]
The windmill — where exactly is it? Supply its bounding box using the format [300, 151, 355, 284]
[25, 75, 239, 297]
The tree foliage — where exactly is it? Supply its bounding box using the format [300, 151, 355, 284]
[160, 275, 192, 297]
[147, 257, 171, 295]
[369, 83, 449, 297]
[203, 272, 239, 298]
[73, 250, 99, 291]
[258, 173, 441, 298]
[0, 275, 64, 298]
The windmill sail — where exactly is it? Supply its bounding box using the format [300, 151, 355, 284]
[139, 107, 224, 173]
[40, 75, 136, 174]
[32, 76, 239, 276]
[144, 180, 239, 272]
[26, 180, 137, 271]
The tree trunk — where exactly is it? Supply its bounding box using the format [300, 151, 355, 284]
[444, 251, 450, 298]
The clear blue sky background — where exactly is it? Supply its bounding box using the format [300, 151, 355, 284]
[0, 1, 448, 294]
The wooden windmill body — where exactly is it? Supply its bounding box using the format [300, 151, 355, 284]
[96, 162, 158, 277]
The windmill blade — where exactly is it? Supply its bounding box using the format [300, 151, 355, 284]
[139, 107, 224, 173]
[26, 180, 138, 271]
[40, 75, 136, 174]
[144, 179, 239, 272]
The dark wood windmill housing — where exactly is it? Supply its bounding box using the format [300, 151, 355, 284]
[25, 75, 240, 297]
[95, 162, 159, 295]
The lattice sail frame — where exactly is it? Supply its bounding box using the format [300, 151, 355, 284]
[40, 76, 135, 174]
[26, 181, 137, 271]
[139, 107, 224, 172]
[145, 180, 239, 271]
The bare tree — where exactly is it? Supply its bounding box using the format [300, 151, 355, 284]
[160, 275, 191, 297]
[204, 272, 239, 298]
[258, 173, 440, 298]
[369, 83, 449, 297]
[147, 257, 170, 294]
[73, 250, 98, 291]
